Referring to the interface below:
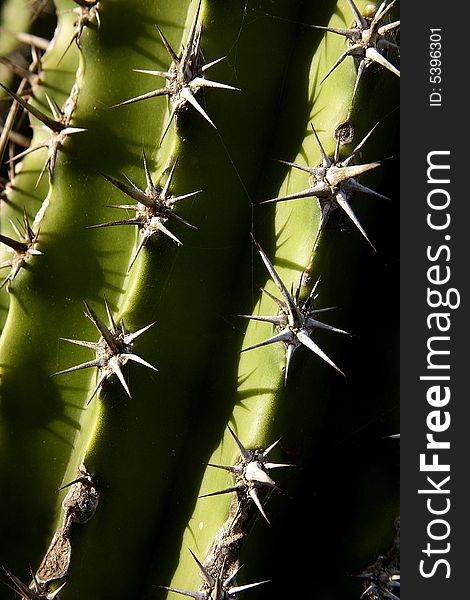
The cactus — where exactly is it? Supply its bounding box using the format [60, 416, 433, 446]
[0, 1, 399, 599]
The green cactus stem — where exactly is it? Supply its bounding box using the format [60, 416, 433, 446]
[0, 1, 399, 598]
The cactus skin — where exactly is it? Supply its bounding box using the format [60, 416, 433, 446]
[0, 1, 399, 599]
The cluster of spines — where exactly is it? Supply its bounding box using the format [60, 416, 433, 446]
[0, 3, 245, 595]
[321, 0, 399, 98]
[162, 427, 292, 598]
[111, 0, 239, 141]
[0, 25, 45, 170]
[35, 464, 99, 588]
[358, 517, 400, 600]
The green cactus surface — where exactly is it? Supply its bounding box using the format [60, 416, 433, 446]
[0, 1, 399, 599]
